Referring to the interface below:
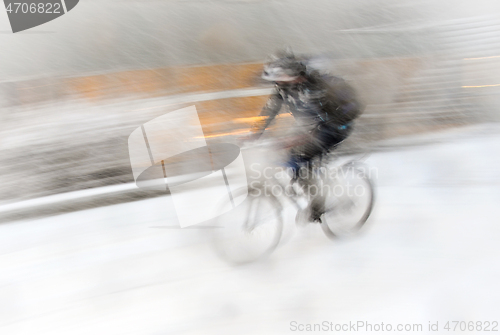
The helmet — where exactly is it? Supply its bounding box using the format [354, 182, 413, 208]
[262, 49, 306, 82]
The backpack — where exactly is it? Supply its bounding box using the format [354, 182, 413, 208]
[321, 74, 363, 125]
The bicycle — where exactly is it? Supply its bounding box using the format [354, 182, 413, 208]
[211, 136, 375, 264]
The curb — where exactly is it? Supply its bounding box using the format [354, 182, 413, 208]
[2, 123, 497, 217]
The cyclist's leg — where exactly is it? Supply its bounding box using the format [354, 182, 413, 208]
[304, 127, 353, 221]
[286, 135, 324, 182]
[286, 125, 354, 221]
[285, 135, 327, 221]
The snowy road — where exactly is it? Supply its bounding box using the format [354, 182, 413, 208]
[1, 126, 500, 335]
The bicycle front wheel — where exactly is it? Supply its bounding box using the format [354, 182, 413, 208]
[320, 162, 374, 239]
[211, 187, 283, 264]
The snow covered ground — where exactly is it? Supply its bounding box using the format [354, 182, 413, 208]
[0, 125, 499, 334]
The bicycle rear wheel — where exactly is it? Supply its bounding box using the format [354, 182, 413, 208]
[211, 187, 283, 264]
[320, 162, 374, 239]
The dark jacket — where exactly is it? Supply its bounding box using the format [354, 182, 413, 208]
[252, 72, 361, 138]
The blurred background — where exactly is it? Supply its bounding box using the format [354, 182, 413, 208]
[1, 0, 500, 334]
[1, 0, 500, 208]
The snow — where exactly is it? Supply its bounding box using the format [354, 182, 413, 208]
[0, 126, 499, 334]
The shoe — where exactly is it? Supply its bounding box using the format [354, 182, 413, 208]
[310, 214, 323, 224]
[309, 209, 323, 223]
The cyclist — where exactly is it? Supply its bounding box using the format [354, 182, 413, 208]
[245, 49, 363, 221]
